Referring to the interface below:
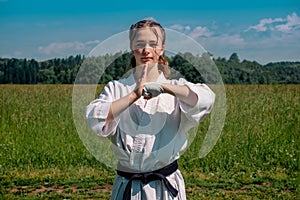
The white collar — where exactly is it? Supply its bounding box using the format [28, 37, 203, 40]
[156, 72, 169, 83]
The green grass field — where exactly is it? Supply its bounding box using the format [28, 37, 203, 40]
[0, 85, 299, 199]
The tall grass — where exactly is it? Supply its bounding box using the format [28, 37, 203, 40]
[0, 84, 298, 199]
[184, 85, 298, 171]
[1, 85, 96, 170]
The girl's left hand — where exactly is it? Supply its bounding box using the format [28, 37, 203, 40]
[142, 82, 164, 99]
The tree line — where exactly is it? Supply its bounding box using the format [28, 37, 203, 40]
[0, 52, 299, 84]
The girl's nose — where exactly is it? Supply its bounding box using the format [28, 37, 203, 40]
[142, 46, 151, 53]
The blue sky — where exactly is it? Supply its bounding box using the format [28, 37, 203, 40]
[0, 0, 299, 64]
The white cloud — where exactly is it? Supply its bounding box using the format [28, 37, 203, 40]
[246, 12, 300, 33]
[167, 12, 299, 62]
[276, 12, 300, 32]
[215, 34, 245, 46]
[169, 24, 213, 39]
[0, 54, 9, 58]
[85, 40, 101, 45]
[197, 34, 246, 52]
[184, 26, 191, 31]
[143, 16, 157, 21]
[242, 12, 300, 50]
[189, 26, 213, 39]
[168, 13, 300, 64]
[13, 51, 23, 56]
[169, 24, 183, 31]
[246, 17, 283, 32]
[168, 23, 244, 54]
[38, 40, 100, 55]
[169, 24, 191, 32]
[0, 51, 23, 58]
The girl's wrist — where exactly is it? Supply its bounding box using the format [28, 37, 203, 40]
[130, 90, 140, 101]
[161, 84, 174, 96]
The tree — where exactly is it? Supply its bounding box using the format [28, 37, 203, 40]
[0, 53, 299, 84]
[228, 53, 240, 66]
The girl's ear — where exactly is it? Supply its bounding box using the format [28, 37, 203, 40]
[158, 45, 164, 56]
[160, 45, 165, 55]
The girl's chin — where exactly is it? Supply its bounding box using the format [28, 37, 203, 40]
[137, 61, 158, 66]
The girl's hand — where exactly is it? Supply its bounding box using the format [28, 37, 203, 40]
[134, 64, 148, 98]
[142, 82, 164, 99]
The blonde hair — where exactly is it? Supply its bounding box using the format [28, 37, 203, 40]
[128, 19, 170, 78]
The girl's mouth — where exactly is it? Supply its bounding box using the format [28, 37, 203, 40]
[141, 57, 152, 62]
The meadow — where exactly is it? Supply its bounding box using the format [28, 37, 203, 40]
[0, 84, 298, 199]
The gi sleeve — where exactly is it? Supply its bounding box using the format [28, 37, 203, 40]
[178, 78, 215, 125]
[85, 81, 119, 137]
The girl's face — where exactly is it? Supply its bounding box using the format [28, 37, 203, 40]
[131, 27, 165, 66]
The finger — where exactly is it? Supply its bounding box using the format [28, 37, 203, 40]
[142, 64, 148, 78]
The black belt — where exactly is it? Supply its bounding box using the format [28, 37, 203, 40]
[117, 160, 179, 200]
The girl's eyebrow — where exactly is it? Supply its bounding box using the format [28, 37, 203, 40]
[135, 40, 158, 43]
[135, 40, 145, 43]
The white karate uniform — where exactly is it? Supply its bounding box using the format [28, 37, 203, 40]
[86, 72, 215, 200]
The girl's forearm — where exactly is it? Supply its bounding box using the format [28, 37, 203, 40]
[105, 91, 139, 125]
[161, 84, 198, 107]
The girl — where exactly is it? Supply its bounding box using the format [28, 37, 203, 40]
[86, 19, 215, 200]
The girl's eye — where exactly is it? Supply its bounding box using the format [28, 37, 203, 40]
[135, 43, 145, 48]
[150, 43, 158, 48]
[134, 42, 159, 49]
